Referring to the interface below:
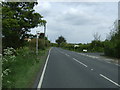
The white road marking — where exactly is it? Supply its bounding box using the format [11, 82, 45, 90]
[79, 53, 120, 67]
[105, 59, 113, 61]
[100, 74, 120, 87]
[37, 48, 52, 88]
[115, 64, 119, 66]
[91, 69, 93, 71]
[79, 53, 100, 59]
[73, 58, 88, 67]
[65, 54, 70, 57]
[106, 61, 111, 63]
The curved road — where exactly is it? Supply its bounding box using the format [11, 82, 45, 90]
[38, 47, 119, 88]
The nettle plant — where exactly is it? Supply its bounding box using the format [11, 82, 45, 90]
[2, 47, 17, 87]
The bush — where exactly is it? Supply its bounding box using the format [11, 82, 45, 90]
[104, 41, 116, 57]
[2, 47, 17, 88]
[38, 39, 45, 50]
[89, 40, 104, 52]
[29, 39, 36, 52]
[29, 38, 50, 51]
[104, 25, 120, 58]
[115, 40, 120, 58]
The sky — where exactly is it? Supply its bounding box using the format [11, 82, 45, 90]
[30, 1, 118, 44]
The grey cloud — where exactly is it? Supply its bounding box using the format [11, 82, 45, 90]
[32, 2, 117, 43]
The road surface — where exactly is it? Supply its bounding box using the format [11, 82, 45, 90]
[38, 47, 119, 88]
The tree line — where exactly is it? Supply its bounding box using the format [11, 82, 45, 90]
[55, 20, 120, 58]
[104, 21, 120, 58]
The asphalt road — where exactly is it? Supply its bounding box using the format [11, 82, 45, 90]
[38, 47, 119, 88]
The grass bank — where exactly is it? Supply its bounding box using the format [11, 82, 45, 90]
[3, 47, 50, 88]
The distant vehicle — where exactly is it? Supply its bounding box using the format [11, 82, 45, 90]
[83, 49, 87, 53]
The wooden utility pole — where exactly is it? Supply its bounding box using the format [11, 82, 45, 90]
[44, 23, 46, 46]
[36, 31, 40, 55]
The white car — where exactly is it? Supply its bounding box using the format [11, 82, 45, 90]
[83, 49, 87, 53]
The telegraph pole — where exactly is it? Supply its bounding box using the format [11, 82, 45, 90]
[44, 23, 46, 46]
[36, 31, 40, 55]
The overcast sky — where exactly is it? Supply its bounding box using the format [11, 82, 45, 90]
[30, 1, 118, 43]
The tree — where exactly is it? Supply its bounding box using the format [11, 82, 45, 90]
[93, 32, 101, 41]
[55, 36, 66, 47]
[2, 2, 46, 49]
[104, 20, 120, 58]
[39, 33, 45, 39]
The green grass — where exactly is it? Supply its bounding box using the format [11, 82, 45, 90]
[15, 48, 49, 88]
[3, 47, 50, 88]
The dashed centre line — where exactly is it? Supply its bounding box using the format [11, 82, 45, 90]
[91, 69, 94, 71]
[106, 61, 110, 63]
[65, 54, 70, 57]
[61, 52, 88, 68]
[100, 74, 120, 87]
[72, 58, 88, 67]
[59, 50, 119, 88]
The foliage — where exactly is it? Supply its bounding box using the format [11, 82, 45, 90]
[56, 36, 66, 47]
[2, 2, 46, 49]
[2, 47, 17, 88]
[60, 41, 104, 53]
[90, 40, 104, 52]
[55, 33, 104, 52]
[29, 38, 50, 51]
[2, 47, 49, 88]
[51, 43, 58, 47]
[93, 32, 101, 41]
[104, 24, 120, 58]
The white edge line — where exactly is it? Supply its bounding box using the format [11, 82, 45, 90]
[37, 47, 52, 89]
[73, 58, 88, 67]
[100, 74, 120, 87]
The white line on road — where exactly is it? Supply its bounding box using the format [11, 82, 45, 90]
[91, 69, 94, 71]
[115, 64, 120, 67]
[100, 74, 120, 87]
[73, 58, 88, 67]
[37, 48, 52, 89]
[65, 54, 70, 57]
[106, 61, 111, 63]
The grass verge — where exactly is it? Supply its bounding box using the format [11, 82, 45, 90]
[15, 47, 50, 88]
[3, 47, 50, 88]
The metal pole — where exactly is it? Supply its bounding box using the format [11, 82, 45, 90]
[44, 24, 46, 47]
[36, 31, 39, 55]
[74, 45, 75, 51]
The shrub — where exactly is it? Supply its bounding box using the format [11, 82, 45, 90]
[104, 41, 116, 57]
[29, 38, 50, 51]
[38, 39, 45, 50]
[2, 47, 17, 88]
[29, 39, 36, 52]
